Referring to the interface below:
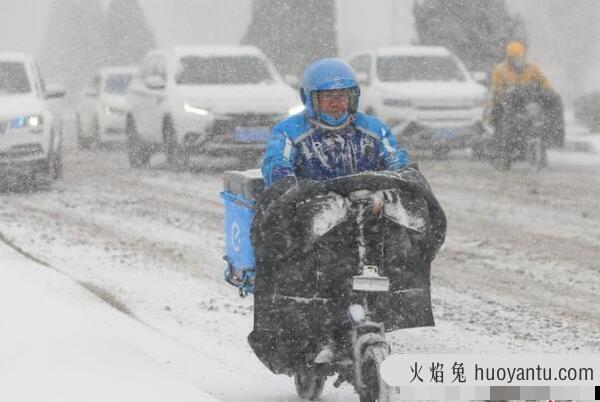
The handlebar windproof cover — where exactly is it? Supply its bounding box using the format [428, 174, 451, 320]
[248, 169, 446, 374]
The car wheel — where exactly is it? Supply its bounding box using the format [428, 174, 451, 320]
[432, 146, 450, 160]
[54, 137, 64, 179]
[34, 148, 56, 191]
[471, 144, 486, 160]
[164, 117, 189, 170]
[91, 117, 102, 150]
[76, 115, 89, 150]
[127, 116, 150, 168]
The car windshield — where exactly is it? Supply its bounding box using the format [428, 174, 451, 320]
[0, 62, 31, 94]
[377, 56, 466, 82]
[176, 56, 274, 85]
[104, 74, 133, 94]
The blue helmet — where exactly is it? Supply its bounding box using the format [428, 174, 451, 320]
[300, 58, 360, 121]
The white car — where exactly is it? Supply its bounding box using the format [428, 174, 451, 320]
[125, 46, 300, 168]
[348, 46, 487, 157]
[76, 66, 137, 149]
[0, 52, 65, 186]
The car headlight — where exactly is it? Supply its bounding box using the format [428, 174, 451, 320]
[10, 114, 43, 129]
[287, 104, 305, 116]
[184, 101, 209, 116]
[383, 98, 412, 108]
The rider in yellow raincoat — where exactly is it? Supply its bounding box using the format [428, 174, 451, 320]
[491, 41, 553, 102]
[487, 41, 564, 147]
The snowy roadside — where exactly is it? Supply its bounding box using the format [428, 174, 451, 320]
[0, 240, 218, 402]
[568, 132, 600, 153]
[563, 112, 600, 153]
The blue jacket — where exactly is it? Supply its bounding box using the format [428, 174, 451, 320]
[262, 112, 411, 186]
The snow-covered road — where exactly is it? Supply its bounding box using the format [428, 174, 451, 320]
[0, 240, 217, 402]
[0, 132, 599, 400]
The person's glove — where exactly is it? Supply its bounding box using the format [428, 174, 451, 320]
[349, 190, 384, 216]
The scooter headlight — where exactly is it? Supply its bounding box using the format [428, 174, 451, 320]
[347, 304, 366, 324]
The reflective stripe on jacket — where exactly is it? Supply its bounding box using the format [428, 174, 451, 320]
[262, 112, 410, 187]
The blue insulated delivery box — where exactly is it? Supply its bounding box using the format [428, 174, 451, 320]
[221, 169, 265, 292]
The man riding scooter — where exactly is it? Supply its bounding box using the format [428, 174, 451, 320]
[491, 41, 553, 103]
[262, 58, 412, 362]
[489, 41, 564, 166]
[241, 59, 446, 401]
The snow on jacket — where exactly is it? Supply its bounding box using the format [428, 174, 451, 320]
[262, 111, 411, 187]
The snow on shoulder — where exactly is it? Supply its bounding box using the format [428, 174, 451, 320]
[0, 242, 217, 402]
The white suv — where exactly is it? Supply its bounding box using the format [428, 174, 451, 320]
[0, 52, 65, 186]
[76, 66, 137, 149]
[126, 46, 300, 168]
[348, 46, 487, 157]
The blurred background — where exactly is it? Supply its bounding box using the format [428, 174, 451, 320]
[1, 0, 600, 105]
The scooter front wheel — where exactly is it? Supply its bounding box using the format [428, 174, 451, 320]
[529, 137, 547, 169]
[359, 344, 391, 402]
[294, 367, 325, 401]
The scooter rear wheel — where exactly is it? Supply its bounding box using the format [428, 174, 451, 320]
[294, 368, 325, 401]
